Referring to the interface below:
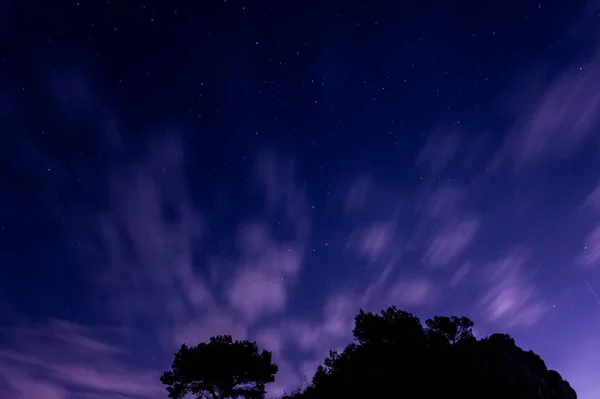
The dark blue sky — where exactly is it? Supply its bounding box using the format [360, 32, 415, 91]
[2, 0, 600, 397]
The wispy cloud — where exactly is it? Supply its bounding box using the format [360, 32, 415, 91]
[416, 129, 463, 172]
[0, 320, 162, 399]
[344, 175, 373, 214]
[582, 183, 600, 214]
[356, 222, 396, 261]
[418, 183, 467, 219]
[580, 223, 600, 267]
[490, 13, 600, 176]
[422, 215, 481, 268]
[477, 250, 547, 328]
[449, 262, 472, 288]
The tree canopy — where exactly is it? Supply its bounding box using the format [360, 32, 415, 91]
[161, 307, 576, 399]
[160, 335, 277, 399]
[285, 306, 576, 399]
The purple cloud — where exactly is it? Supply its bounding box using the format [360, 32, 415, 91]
[422, 215, 481, 268]
[344, 175, 373, 213]
[0, 320, 163, 398]
[477, 250, 547, 328]
[416, 129, 463, 172]
[357, 222, 396, 260]
[581, 223, 600, 267]
[420, 184, 467, 219]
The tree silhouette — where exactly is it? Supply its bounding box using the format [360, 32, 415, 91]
[160, 335, 278, 399]
[425, 315, 475, 345]
[283, 306, 576, 399]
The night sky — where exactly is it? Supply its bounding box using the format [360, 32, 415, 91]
[2, 0, 600, 398]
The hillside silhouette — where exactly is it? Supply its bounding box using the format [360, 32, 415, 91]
[161, 306, 576, 399]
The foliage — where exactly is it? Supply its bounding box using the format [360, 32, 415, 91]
[283, 306, 576, 399]
[160, 309, 576, 399]
[160, 335, 277, 399]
